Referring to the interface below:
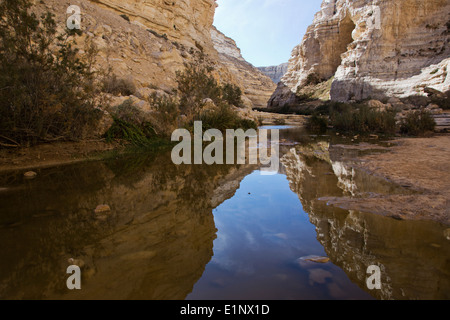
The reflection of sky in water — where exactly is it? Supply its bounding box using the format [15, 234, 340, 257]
[188, 171, 373, 300]
[259, 125, 298, 130]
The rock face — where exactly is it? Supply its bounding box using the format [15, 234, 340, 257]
[258, 63, 289, 84]
[211, 27, 276, 109]
[88, 0, 217, 54]
[273, 0, 450, 105]
[36, 0, 274, 110]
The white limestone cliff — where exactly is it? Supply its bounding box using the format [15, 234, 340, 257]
[276, 0, 450, 104]
[258, 63, 289, 84]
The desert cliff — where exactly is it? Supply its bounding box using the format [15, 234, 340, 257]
[36, 0, 274, 111]
[258, 63, 289, 84]
[270, 0, 450, 106]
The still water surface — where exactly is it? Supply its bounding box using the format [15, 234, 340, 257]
[0, 126, 448, 300]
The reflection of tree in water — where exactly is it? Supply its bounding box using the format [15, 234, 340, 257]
[281, 142, 450, 300]
[0, 152, 254, 299]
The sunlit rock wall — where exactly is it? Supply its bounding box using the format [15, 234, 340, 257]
[271, 0, 450, 106]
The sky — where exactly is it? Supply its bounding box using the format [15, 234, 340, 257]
[214, 0, 323, 67]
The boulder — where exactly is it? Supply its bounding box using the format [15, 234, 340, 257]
[94, 204, 111, 215]
[424, 87, 446, 100]
[444, 229, 450, 241]
[273, 0, 450, 102]
[93, 109, 114, 138]
[24, 171, 37, 179]
[368, 99, 388, 112]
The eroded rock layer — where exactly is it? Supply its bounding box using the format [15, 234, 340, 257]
[90, 0, 217, 52]
[258, 63, 289, 84]
[211, 27, 277, 109]
[36, 0, 274, 110]
[274, 0, 450, 105]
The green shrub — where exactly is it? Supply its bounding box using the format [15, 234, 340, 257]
[105, 99, 159, 146]
[430, 68, 439, 75]
[110, 99, 145, 125]
[176, 63, 222, 120]
[314, 103, 333, 115]
[222, 83, 243, 107]
[103, 75, 136, 96]
[0, 0, 102, 146]
[148, 93, 180, 137]
[147, 29, 168, 40]
[400, 110, 436, 136]
[265, 104, 296, 115]
[305, 73, 321, 86]
[296, 92, 313, 102]
[238, 118, 258, 130]
[329, 104, 397, 134]
[431, 91, 450, 110]
[175, 60, 253, 131]
[198, 103, 256, 131]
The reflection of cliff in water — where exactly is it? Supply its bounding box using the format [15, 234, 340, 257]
[281, 143, 450, 300]
[0, 152, 255, 299]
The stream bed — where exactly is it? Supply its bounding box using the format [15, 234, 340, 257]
[0, 126, 448, 300]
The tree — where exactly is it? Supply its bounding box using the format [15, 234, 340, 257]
[221, 83, 243, 108]
[176, 63, 222, 120]
[0, 0, 101, 146]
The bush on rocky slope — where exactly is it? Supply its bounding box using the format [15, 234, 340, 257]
[0, 0, 103, 147]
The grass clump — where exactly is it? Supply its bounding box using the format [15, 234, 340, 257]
[105, 117, 156, 147]
[105, 100, 154, 145]
[104, 98, 174, 149]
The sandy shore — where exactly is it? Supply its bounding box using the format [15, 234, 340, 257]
[323, 134, 450, 225]
[0, 140, 124, 172]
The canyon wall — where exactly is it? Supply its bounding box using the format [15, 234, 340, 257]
[258, 63, 289, 84]
[211, 27, 276, 108]
[272, 0, 450, 105]
[37, 0, 274, 110]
